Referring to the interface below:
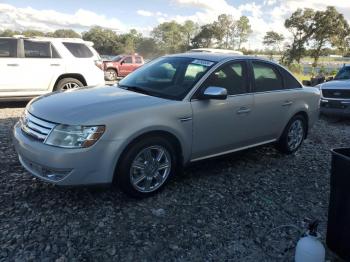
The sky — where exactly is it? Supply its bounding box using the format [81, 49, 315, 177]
[1, 0, 350, 49]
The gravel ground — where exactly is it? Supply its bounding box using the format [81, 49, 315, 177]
[0, 102, 349, 261]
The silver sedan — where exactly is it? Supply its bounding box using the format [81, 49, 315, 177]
[13, 53, 320, 197]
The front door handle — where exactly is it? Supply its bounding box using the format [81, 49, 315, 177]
[237, 107, 251, 114]
[7, 64, 19, 67]
[50, 64, 61, 66]
[282, 101, 293, 107]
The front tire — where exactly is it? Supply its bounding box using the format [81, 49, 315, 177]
[117, 137, 177, 198]
[55, 78, 84, 91]
[276, 115, 306, 154]
[105, 68, 118, 81]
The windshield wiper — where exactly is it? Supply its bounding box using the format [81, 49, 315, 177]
[118, 84, 151, 95]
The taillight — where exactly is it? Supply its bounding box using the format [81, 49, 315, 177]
[94, 60, 104, 71]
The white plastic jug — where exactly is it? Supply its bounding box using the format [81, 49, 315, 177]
[295, 231, 325, 262]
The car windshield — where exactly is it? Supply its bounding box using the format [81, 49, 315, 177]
[334, 67, 350, 80]
[112, 55, 123, 62]
[118, 56, 215, 100]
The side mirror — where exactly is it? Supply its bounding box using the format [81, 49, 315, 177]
[120, 60, 125, 65]
[201, 86, 227, 100]
[302, 80, 311, 86]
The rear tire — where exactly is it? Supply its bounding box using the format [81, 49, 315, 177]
[116, 136, 178, 198]
[276, 115, 307, 154]
[105, 68, 118, 81]
[55, 78, 84, 91]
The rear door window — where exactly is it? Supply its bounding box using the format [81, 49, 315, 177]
[280, 68, 302, 89]
[0, 39, 17, 58]
[24, 40, 52, 58]
[63, 42, 93, 58]
[23, 40, 61, 58]
[252, 61, 283, 92]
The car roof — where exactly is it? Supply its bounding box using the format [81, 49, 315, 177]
[166, 52, 273, 63]
[0, 36, 93, 45]
[189, 48, 244, 55]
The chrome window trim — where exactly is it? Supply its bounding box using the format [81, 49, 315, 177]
[185, 57, 302, 102]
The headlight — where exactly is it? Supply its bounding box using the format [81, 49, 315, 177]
[45, 125, 105, 148]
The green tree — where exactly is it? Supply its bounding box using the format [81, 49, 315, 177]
[136, 37, 160, 58]
[22, 30, 45, 37]
[212, 14, 235, 49]
[82, 26, 119, 55]
[181, 20, 199, 50]
[234, 16, 252, 49]
[284, 8, 315, 65]
[50, 29, 81, 38]
[191, 24, 216, 48]
[151, 21, 185, 54]
[311, 6, 350, 67]
[117, 29, 143, 54]
[334, 35, 350, 56]
[263, 31, 285, 59]
[0, 29, 21, 37]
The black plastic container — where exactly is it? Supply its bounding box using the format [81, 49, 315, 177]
[327, 148, 350, 261]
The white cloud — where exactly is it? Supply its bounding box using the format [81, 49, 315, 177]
[174, 0, 236, 12]
[0, 3, 125, 32]
[136, 9, 168, 18]
[238, 3, 262, 18]
[137, 10, 153, 17]
[263, 0, 277, 6]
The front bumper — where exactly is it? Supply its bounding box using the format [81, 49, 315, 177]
[12, 122, 122, 186]
[320, 99, 350, 117]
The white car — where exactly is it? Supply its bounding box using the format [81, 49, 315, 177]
[0, 37, 105, 100]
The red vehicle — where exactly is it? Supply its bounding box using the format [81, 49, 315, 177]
[103, 54, 144, 81]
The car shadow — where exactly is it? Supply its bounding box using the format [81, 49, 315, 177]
[0, 101, 29, 109]
[320, 114, 350, 124]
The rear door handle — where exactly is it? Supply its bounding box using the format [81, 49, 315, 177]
[282, 101, 293, 107]
[7, 64, 19, 67]
[50, 64, 61, 66]
[237, 107, 251, 114]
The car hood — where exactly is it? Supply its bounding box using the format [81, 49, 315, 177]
[27, 86, 171, 124]
[319, 80, 350, 90]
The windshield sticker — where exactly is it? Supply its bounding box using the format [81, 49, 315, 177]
[191, 59, 214, 67]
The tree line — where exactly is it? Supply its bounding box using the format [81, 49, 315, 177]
[1, 6, 349, 68]
[0, 15, 252, 59]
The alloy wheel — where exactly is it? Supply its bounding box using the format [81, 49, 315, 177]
[287, 119, 304, 151]
[130, 145, 171, 193]
[62, 82, 80, 90]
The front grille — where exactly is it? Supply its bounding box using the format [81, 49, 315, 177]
[21, 112, 56, 141]
[322, 89, 350, 99]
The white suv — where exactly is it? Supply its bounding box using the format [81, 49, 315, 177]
[0, 37, 105, 100]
